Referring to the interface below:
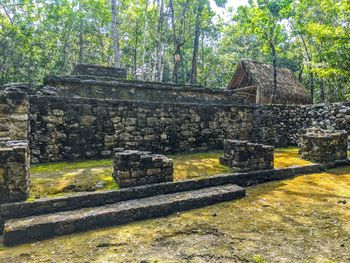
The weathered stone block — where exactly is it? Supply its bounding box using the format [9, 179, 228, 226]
[113, 148, 173, 188]
[220, 139, 274, 172]
[72, 64, 127, 79]
[0, 140, 29, 204]
[298, 128, 348, 163]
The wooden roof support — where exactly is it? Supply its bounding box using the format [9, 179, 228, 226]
[235, 92, 256, 97]
[233, 86, 257, 92]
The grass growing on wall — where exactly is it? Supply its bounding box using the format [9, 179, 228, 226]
[29, 148, 314, 199]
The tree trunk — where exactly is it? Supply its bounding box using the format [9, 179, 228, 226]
[152, 0, 164, 81]
[1, 4, 13, 24]
[141, 0, 148, 73]
[133, 21, 139, 78]
[309, 72, 314, 103]
[169, 0, 179, 83]
[299, 34, 314, 103]
[190, 1, 203, 85]
[170, 0, 189, 83]
[270, 39, 277, 104]
[78, 0, 84, 64]
[320, 78, 325, 102]
[111, 0, 120, 68]
[298, 66, 303, 82]
[173, 44, 180, 83]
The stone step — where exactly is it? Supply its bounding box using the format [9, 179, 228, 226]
[3, 184, 245, 246]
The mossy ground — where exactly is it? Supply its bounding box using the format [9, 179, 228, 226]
[28, 148, 313, 199]
[1, 166, 350, 262]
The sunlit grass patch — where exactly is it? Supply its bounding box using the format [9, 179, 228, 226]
[29, 159, 117, 199]
[169, 151, 233, 181]
[30, 159, 112, 174]
[274, 147, 314, 168]
[28, 148, 314, 199]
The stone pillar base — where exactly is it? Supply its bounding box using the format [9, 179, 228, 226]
[0, 139, 30, 204]
[113, 148, 173, 188]
[220, 139, 274, 172]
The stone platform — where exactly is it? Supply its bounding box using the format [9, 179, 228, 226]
[299, 128, 348, 163]
[72, 64, 127, 79]
[1, 159, 349, 246]
[3, 184, 245, 246]
[220, 139, 274, 171]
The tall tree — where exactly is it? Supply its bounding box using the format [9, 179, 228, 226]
[169, 0, 189, 83]
[190, 0, 204, 84]
[78, 0, 84, 63]
[111, 0, 120, 67]
[152, 0, 164, 81]
[233, 0, 292, 103]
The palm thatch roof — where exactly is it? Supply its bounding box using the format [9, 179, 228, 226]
[227, 60, 311, 105]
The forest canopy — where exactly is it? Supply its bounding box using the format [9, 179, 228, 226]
[0, 0, 349, 103]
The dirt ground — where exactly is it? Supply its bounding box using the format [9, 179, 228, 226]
[1, 165, 349, 263]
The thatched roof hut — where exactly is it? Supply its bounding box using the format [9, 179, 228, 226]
[227, 60, 311, 105]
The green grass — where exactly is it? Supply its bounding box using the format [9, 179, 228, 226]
[30, 159, 112, 174]
[28, 148, 314, 199]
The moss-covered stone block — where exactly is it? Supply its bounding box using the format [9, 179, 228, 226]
[0, 140, 29, 203]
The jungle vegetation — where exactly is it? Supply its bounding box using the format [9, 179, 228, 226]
[0, 0, 349, 103]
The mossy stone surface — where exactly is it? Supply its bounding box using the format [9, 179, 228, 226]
[28, 148, 313, 199]
[1, 166, 350, 262]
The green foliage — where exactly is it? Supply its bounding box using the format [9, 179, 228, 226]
[0, 0, 349, 102]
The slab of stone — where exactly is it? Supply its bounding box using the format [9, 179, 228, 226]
[72, 64, 127, 79]
[3, 184, 245, 246]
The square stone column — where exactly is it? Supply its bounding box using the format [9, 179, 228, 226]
[113, 148, 173, 188]
[220, 139, 274, 172]
[0, 140, 30, 203]
[299, 128, 348, 163]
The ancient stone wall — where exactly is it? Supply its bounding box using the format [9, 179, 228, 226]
[72, 64, 127, 79]
[252, 107, 277, 145]
[29, 96, 253, 163]
[43, 76, 243, 105]
[256, 103, 350, 146]
[0, 88, 29, 141]
[1, 76, 347, 164]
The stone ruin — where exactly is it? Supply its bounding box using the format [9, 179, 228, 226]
[0, 139, 29, 204]
[72, 63, 127, 79]
[113, 148, 174, 188]
[0, 64, 350, 203]
[220, 139, 274, 172]
[299, 127, 348, 163]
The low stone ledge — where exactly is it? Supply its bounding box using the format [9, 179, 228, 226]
[3, 184, 245, 246]
[72, 64, 127, 79]
[2, 161, 346, 227]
